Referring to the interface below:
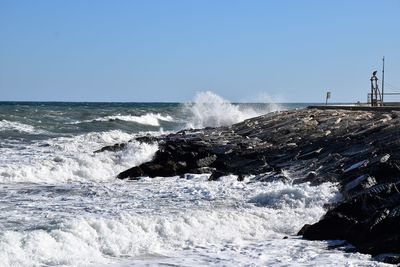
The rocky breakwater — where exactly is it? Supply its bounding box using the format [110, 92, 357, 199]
[107, 108, 400, 262]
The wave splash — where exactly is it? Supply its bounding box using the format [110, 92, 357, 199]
[185, 91, 281, 129]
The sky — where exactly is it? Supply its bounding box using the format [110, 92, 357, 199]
[0, 0, 399, 103]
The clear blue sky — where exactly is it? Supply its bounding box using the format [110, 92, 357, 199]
[1, 0, 399, 102]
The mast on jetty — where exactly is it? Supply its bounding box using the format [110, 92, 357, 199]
[370, 57, 386, 107]
[370, 71, 382, 106]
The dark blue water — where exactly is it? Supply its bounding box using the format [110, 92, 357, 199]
[0, 100, 309, 142]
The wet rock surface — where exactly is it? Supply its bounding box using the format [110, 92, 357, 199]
[103, 108, 400, 261]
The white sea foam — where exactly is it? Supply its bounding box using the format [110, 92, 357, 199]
[0, 130, 158, 183]
[0, 120, 44, 134]
[0, 176, 385, 266]
[100, 114, 174, 126]
[185, 91, 281, 129]
[73, 113, 174, 126]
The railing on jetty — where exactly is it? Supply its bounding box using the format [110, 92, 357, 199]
[367, 93, 400, 106]
[307, 105, 400, 111]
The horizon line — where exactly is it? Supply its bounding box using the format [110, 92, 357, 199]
[0, 100, 355, 104]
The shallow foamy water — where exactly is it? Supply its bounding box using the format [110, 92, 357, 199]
[0, 175, 377, 267]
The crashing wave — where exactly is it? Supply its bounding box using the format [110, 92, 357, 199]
[185, 91, 281, 129]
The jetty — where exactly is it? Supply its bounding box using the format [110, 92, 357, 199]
[99, 63, 400, 263]
[98, 107, 400, 264]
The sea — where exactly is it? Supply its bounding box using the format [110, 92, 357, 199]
[0, 92, 388, 266]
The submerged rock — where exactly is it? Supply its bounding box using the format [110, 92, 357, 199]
[106, 108, 400, 260]
[94, 143, 127, 153]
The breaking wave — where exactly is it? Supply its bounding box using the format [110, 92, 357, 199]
[78, 114, 174, 127]
[185, 91, 281, 129]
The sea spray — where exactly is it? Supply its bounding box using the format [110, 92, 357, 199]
[184, 91, 281, 129]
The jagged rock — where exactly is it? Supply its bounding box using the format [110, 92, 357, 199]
[94, 135, 158, 154]
[135, 135, 158, 144]
[94, 143, 126, 153]
[196, 155, 217, 168]
[343, 175, 377, 195]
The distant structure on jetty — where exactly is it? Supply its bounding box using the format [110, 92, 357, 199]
[367, 57, 400, 107]
[369, 57, 385, 107]
[309, 57, 400, 111]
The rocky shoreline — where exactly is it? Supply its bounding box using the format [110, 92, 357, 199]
[102, 108, 400, 263]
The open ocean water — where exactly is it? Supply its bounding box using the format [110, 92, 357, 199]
[0, 92, 388, 266]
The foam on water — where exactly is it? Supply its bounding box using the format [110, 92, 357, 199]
[0, 174, 386, 266]
[0, 130, 158, 183]
[185, 91, 281, 129]
[77, 113, 174, 127]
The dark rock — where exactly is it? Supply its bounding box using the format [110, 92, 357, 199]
[298, 148, 323, 160]
[135, 135, 158, 144]
[209, 171, 227, 181]
[302, 212, 357, 240]
[382, 255, 400, 264]
[297, 224, 311, 236]
[237, 174, 245, 181]
[117, 166, 143, 180]
[343, 175, 377, 196]
[196, 155, 217, 168]
[94, 143, 127, 153]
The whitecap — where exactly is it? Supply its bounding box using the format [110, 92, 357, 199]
[0, 119, 45, 134]
[72, 113, 175, 127]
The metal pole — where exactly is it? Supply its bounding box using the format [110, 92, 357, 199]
[371, 75, 374, 106]
[382, 56, 385, 104]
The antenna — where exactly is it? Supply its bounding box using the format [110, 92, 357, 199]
[382, 56, 385, 104]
